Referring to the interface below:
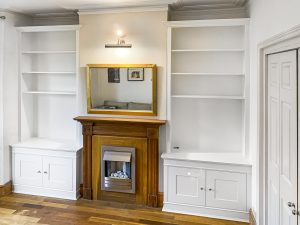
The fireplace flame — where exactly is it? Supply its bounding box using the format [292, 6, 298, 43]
[110, 171, 129, 179]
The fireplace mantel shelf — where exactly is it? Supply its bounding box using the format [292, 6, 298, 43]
[74, 116, 166, 125]
[75, 116, 166, 207]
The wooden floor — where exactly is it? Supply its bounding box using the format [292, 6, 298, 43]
[0, 194, 248, 225]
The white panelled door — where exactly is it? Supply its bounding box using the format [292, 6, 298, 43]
[267, 50, 298, 225]
[0, 17, 4, 185]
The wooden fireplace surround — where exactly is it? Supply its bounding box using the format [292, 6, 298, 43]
[74, 116, 166, 207]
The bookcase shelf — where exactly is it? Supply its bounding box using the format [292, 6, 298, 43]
[171, 72, 244, 76]
[22, 71, 76, 75]
[171, 49, 244, 52]
[23, 91, 76, 96]
[22, 51, 76, 54]
[171, 95, 245, 100]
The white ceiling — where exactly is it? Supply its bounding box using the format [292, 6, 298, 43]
[0, 0, 248, 15]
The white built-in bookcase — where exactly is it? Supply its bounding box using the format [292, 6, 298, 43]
[17, 25, 81, 149]
[166, 19, 249, 157]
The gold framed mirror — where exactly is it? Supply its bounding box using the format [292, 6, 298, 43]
[86, 64, 157, 116]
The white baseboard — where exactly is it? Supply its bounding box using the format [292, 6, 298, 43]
[13, 185, 80, 200]
[163, 202, 249, 223]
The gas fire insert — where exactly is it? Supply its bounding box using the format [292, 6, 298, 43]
[101, 145, 136, 193]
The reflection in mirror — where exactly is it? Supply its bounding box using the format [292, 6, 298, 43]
[87, 64, 157, 116]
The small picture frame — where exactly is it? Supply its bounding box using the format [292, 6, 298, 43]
[108, 68, 120, 83]
[127, 68, 144, 81]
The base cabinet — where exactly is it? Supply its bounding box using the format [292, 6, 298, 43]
[163, 157, 251, 222]
[12, 147, 81, 200]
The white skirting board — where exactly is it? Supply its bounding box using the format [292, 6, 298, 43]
[13, 185, 80, 200]
[163, 202, 249, 222]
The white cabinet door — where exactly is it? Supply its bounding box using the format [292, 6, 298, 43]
[168, 167, 205, 206]
[43, 156, 73, 191]
[14, 154, 43, 187]
[206, 170, 246, 211]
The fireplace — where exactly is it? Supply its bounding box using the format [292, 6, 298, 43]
[74, 116, 166, 206]
[101, 146, 136, 193]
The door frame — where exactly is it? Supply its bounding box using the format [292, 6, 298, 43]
[258, 25, 300, 225]
[0, 18, 4, 185]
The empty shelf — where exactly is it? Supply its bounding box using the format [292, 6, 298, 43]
[171, 49, 244, 52]
[22, 50, 76, 54]
[171, 72, 244, 76]
[171, 95, 246, 100]
[23, 91, 76, 95]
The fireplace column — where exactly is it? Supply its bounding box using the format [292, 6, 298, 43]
[82, 122, 93, 200]
[147, 128, 159, 207]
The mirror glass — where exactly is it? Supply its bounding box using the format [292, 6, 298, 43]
[87, 65, 157, 116]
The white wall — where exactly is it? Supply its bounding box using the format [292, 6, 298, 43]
[79, 10, 167, 191]
[249, 0, 300, 223]
[0, 11, 32, 185]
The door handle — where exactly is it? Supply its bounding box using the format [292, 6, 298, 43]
[288, 202, 295, 208]
[292, 209, 299, 216]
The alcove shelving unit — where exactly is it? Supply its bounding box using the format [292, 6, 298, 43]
[165, 18, 250, 158]
[17, 25, 80, 146]
[162, 19, 251, 222]
[10, 25, 81, 200]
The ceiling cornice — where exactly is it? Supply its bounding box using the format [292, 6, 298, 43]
[78, 5, 168, 15]
[0, 8, 26, 16]
[170, 0, 248, 11]
[1, 0, 249, 18]
[168, 6, 248, 20]
[33, 11, 78, 18]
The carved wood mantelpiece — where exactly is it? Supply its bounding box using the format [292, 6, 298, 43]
[74, 116, 166, 207]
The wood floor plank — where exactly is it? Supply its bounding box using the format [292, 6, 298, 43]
[0, 196, 68, 209]
[0, 207, 16, 214]
[89, 216, 143, 225]
[174, 214, 245, 225]
[0, 194, 249, 225]
[0, 214, 41, 225]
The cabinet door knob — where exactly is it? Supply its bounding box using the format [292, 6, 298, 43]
[200, 187, 205, 191]
[37, 171, 41, 174]
[208, 188, 214, 191]
[44, 171, 48, 174]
